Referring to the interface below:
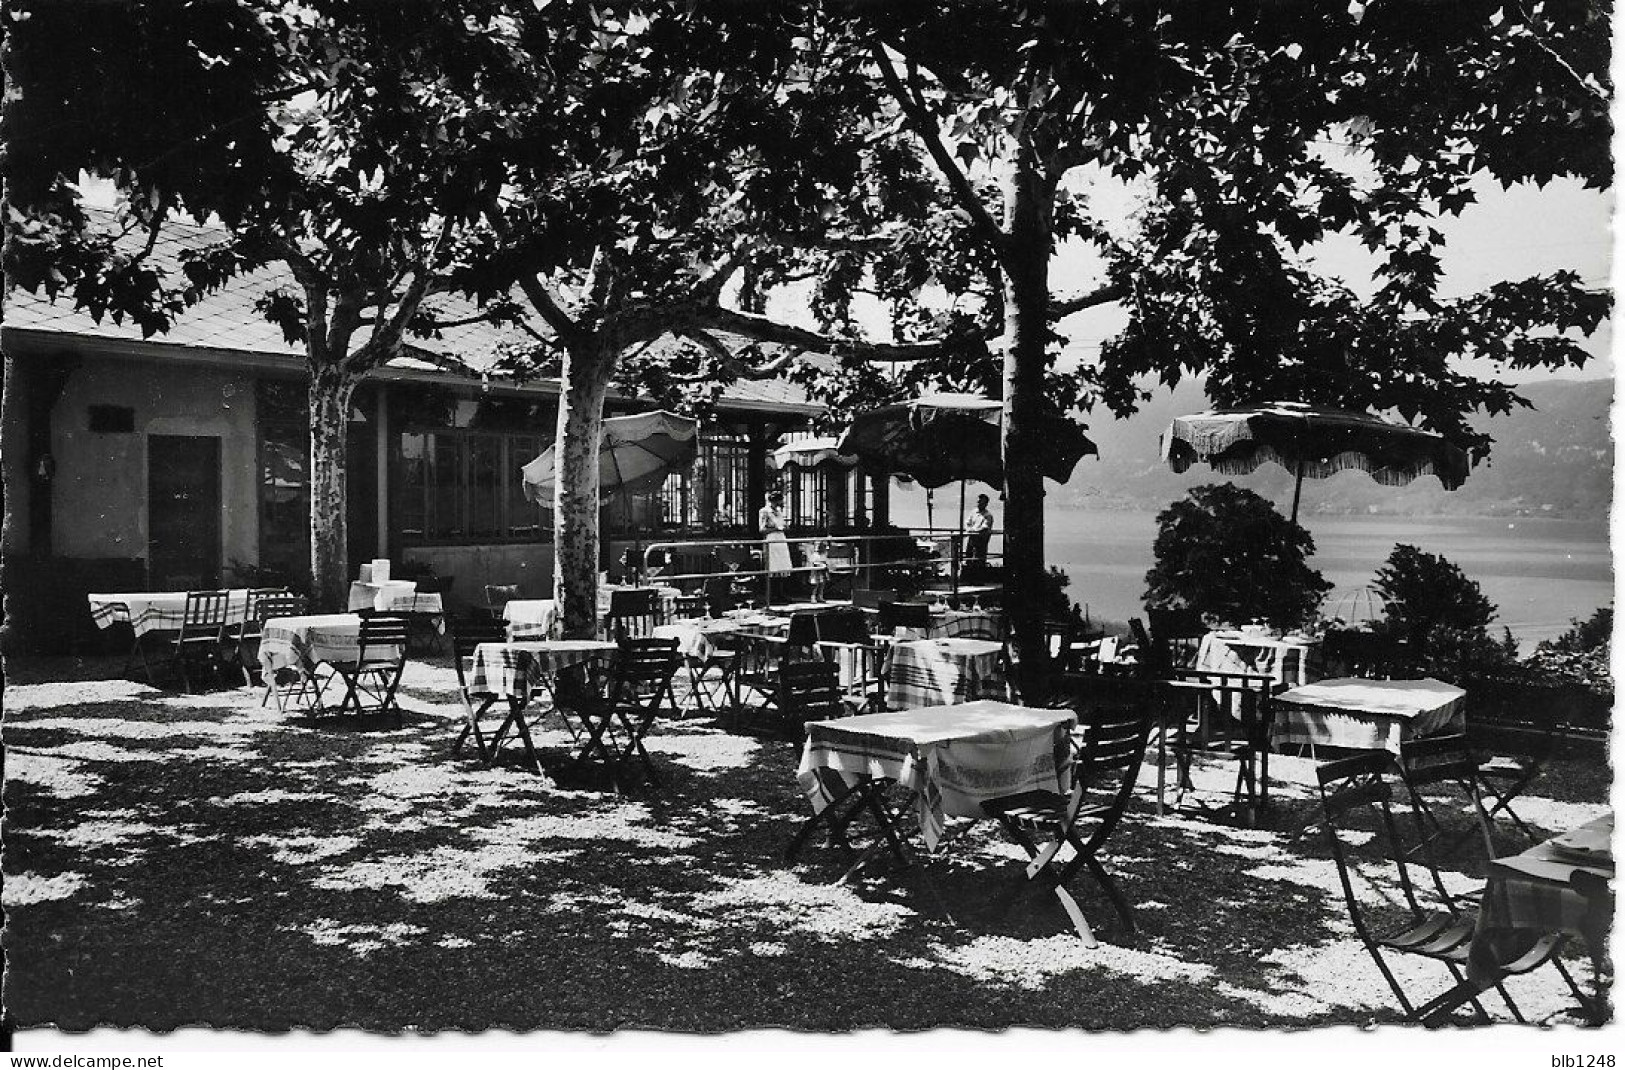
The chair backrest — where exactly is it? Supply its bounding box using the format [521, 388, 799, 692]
[449, 616, 511, 689]
[357, 614, 410, 662]
[1147, 607, 1204, 668]
[1057, 679, 1157, 844]
[815, 607, 872, 646]
[484, 583, 520, 609]
[941, 612, 1001, 641]
[610, 637, 681, 707]
[878, 600, 932, 633]
[179, 590, 230, 640]
[785, 611, 822, 649]
[1176, 669, 1275, 744]
[1316, 750, 1436, 937]
[607, 588, 662, 639]
[851, 588, 897, 610]
[778, 660, 844, 725]
[253, 594, 304, 626]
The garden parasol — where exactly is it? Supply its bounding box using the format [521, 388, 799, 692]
[837, 392, 1097, 596]
[1160, 401, 1470, 525]
[521, 410, 698, 585]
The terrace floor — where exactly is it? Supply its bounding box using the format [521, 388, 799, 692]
[2, 654, 1611, 1033]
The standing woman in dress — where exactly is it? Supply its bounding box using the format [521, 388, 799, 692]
[760, 491, 792, 605]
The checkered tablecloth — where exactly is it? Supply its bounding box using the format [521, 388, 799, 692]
[929, 609, 1004, 641]
[88, 590, 253, 637]
[259, 613, 397, 681]
[503, 586, 682, 640]
[1271, 676, 1465, 752]
[466, 640, 619, 701]
[796, 700, 1075, 851]
[504, 599, 560, 640]
[652, 613, 788, 660]
[885, 638, 1009, 709]
[1196, 631, 1321, 688]
[348, 580, 444, 625]
[1468, 812, 1614, 985]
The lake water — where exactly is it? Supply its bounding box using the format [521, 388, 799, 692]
[890, 497, 1612, 650]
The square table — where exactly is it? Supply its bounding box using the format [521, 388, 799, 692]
[259, 613, 399, 714]
[886, 638, 1010, 709]
[1271, 676, 1465, 752]
[793, 700, 1076, 857]
[88, 589, 253, 637]
[463, 639, 619, 773]
[652, 611, 788, 661]
[1466, 812, 1613, 1010]
[1196, 630, 1321, 689]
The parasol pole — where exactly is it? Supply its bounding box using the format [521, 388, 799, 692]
[610, 448, 639, 588]
[954, 432, 967, 601]
[1290, 456, 1305, 527]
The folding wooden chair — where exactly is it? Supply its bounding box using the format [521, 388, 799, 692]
[449, 615, 513, 764]
[1468, 717, 1554, 846]
[982, 678, 1156, 946]
[165, 589, 231, 692]
[810, 607, 887, 713]
[570, 637, 681, 786]
[1163, 669, 1276, 821]
[606, 588, 662, 640]
[729, 631, 790, 729]
[1396, 733, 1500, 909]
[1316, 751, 1584, 1026]
[702, 576, 736, 617]
[482, 583, 521, 621]
[326, 614, 410, 722]
[777, 660, 847, 732]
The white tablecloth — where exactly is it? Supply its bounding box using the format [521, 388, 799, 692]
[347, 579, 443, 617]
[88, 589, 253, 637]
[797, 700, 1075, 851]
[1272, 676, 1466, 752]
[652, 613, 787, 660]
[260, 613, 398, 681]
[1196, 630, 1320, 688]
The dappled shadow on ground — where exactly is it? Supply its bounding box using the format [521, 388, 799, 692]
[3, 656, 1610, 1032]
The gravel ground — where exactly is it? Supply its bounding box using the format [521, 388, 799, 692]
[2, 653, 1611, 1033]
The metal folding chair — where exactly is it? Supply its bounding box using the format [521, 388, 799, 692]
[225, 588, 292, 687]
[1163, 669, 1276, 822]
[810, 607, 887, 713]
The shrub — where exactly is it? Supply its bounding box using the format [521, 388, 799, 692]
[1372, 543, 1511, 678]
[1143, 483, 1331, 630]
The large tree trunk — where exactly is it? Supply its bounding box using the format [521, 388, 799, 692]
[999, 140, 1054, 700]
[309, 367, 357, 613]
[553, 339, 617, 638]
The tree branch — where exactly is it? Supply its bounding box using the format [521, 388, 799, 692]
[1051, 280, 1126, 318]
[869, 38, 1008, 259]
[482, 200, 582, 342]
[697, 304, 993, 363]
[667, 327, 801, 383]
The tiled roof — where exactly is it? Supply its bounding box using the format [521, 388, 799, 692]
[4, 207, 826, 411]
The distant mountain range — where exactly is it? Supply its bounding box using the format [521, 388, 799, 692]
[1058, 377, 1614, 520]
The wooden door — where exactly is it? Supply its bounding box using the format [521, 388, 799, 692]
[148, 435, 222, 589]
